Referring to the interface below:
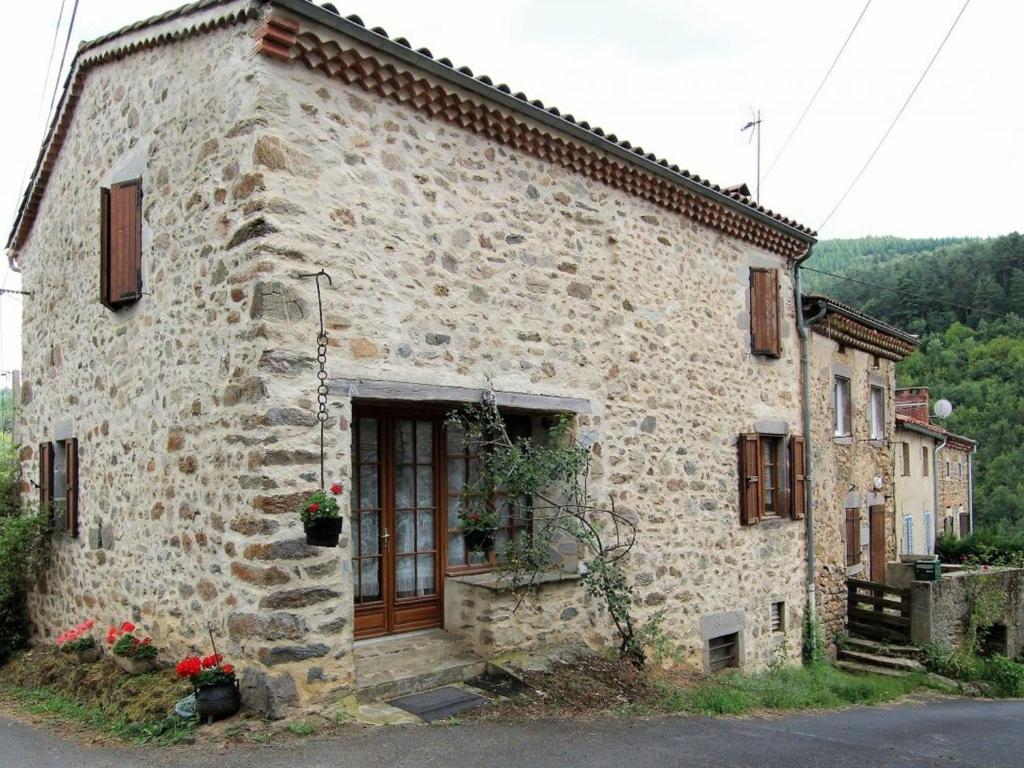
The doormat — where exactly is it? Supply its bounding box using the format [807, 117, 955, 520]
[387, 686, 490, 722]
[465, 673, 531, 698]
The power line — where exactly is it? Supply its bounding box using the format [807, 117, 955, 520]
[764, 0, 872, 182]
[819, 0, 971, 231]
[801, 265, 999, 318]
[37, 0, 69, 127]
[45, 0, 81, 124]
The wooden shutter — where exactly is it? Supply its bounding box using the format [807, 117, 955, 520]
[66, 439, 79, 538]
[39, 442, 53, 510]
[738, 433, 761, 525]
[101, 180, 142, 309]
[789, 435, 806, 519]
[750, 268, 781, 356]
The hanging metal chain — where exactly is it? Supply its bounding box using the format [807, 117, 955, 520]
[299, 270, 333, 491]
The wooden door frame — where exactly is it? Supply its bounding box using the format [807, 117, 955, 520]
[352, 405, 446, 639]
[869, 505, 887, 583]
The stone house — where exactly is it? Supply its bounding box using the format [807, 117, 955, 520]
[6, 0, 820, 712]
[800, 295, 917, 642]
[894, 387, 976, 554]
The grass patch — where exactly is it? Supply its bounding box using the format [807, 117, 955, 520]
[286, 721, 316, 736]
[681, 663, 922, 716]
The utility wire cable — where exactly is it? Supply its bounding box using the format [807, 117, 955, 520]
[801, 265, 998, 317]
[37, 0, 69, 128]
[818, 0, 971, 231]
[764, 0, 872, 182]
[45, 0, 81, 125]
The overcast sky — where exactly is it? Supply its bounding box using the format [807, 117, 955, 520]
[1, 0, 1019, 374]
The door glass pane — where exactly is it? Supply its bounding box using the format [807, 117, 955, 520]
[396, 465, 414, 509]
[395, 510, 415, 553]
[417, 554, 436, 595]
[396, 420, 414, 463]
[446, 423, 465, 454]
[416, 421, 433, 462]
[416, 466, 434, 507]
[395, 555, 415, 598]
[359, 465, 379, 509]
[417, 511, 434, 550]
[360, 558, 381, 602]
[358, 418, 378, 462]
[448, 495, 462, 527]
[360, 511, 379, 557]
[448, 456, 466, 490]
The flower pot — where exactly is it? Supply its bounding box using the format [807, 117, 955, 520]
[195, 680, 241, 724]
[304, 516, 343, 547]
[464, 528, 495, 553]
[64, 646, 101, 665]
[113, 654, 158, 675]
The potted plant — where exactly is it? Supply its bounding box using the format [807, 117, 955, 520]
[56, 620, 101, 664]
[177, 652, 239, 724]
[459, 507, 497, 554]
[107, 621, 159, 674]
[300, 481, 344, 547]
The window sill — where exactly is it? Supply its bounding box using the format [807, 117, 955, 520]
[846, 563, 864, 577]
[447, 569, 579, 593]
[833, 436, 854, 446]
[867, 439, 887, 448]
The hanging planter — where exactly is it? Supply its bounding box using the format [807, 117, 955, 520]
[301, 483, 345, 547]
[464, 527, 496, 553]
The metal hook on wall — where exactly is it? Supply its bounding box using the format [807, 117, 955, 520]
[299, 270, 334, 491]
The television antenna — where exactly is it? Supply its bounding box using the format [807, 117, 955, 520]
[740, 108, 762, 203]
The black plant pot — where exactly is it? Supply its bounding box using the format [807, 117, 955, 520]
[195, 680, 240, 725]
[304, 516, 344, 547]
[464, 528, 495, 553]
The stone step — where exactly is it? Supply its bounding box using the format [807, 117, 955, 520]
[356, 656, 488, 703]
[835, 660, 913, 678]
[842, 636, 923, 661]
[836, 649, 926, 673]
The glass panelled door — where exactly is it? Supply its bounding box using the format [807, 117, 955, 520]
[352, 409, 443, 638]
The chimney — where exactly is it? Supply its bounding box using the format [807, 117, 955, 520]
[895, 387, 930, 423]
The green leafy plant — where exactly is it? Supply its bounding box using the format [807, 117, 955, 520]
[299, 483, 342, 525]
[175, 653, 236, 688]
[801, 604, 825, 666]
[447, 399, 663, 665]
[55, 620, 97, 653]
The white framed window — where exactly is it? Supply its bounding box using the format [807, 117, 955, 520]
[923, 511, 933, 555]
[903, 514, 914, 554]
[834, 376, 852, 437]
[869, 386, 885, 440]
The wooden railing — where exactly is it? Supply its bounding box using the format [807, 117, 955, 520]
[846, 578, 912, 643]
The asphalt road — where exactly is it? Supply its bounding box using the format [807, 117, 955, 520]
[2, 698, 1023, 768]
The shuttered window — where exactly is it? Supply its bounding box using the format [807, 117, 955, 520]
[39, 442, 54, 511]
[739, 433, 803, 524]
[100, 180, 143, 310]
[65, 438, 80, 538]
[770, 601, 785, 633]
[845, 508, 861, 565]
[749, 268, 781, 356]
[789, 436, 805, 520]
[708, 632, 739, 672]
[738, 434, 761, 525]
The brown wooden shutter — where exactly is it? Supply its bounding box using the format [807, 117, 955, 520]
[750, 268, 781, 356]
[789, 435, 806, 519]
[738, 433, 761, 525]
[100, 187, 111, 307]
[39, 442, 53, 510]
[102, 180, 142, 309]
[66, 438, 79, 538]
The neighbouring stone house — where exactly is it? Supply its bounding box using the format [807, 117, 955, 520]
[800, 295, 917, 643]
[7, 0, 820, 712]
[894, 387, 976, 554]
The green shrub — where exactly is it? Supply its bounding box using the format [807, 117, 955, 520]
[937, 530, 1024, 567]
[982, 656, 1024, 697]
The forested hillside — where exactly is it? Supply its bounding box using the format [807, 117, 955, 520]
[805, 234, 1024, 529]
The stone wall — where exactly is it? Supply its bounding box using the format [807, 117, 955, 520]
[809, 335, 897, 645]
[938, 444, 971, 535]
[16, 6, 812, 712]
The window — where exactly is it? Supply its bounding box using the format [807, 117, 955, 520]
[872, 354, 881, 368]
[845, 508, 861, 565]
[100, 180, 143, 311]
[708, 632, 739, 672]
[869, 386, 885, 440]
[922, 446, 930, 477]
[770, 602, 785, 633]
[38, 439, 79, 537]
[834, 377, 852, 437]
[945, 460, 951, 479]
[738, 433, 804, 524]
[446, 414, 532, 573]
[924, 512, 933, 555]
[749, 268, 780, 356]
[901, 442, 911, 476]
[958, 462, 963, 479]
[903, 515, 914, 554]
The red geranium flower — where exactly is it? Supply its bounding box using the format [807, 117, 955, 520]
[308, 502, 320, 513]
[221, 664, 234, 675]
[176, 656, 202, 678]
[121, 622, 135, 633]
[330, 483, 342, 495]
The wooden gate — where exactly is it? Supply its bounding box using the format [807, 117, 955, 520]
[847, 579, 912, 643]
